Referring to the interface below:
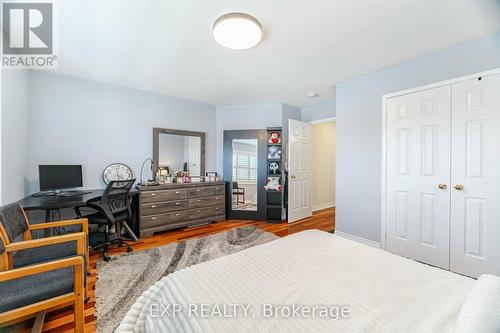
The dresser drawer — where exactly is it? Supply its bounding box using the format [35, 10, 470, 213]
[189, 195, 225, 208]
[189, 185, 225, 198]
[141, 211, 188, 228]
[189, 205, 225, 220]
[140, 189, 187, 204]
[140, 200, 188, 216]
[213, 185, 225, 196]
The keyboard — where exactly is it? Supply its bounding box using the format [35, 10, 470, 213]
[32, 191, 92, 198]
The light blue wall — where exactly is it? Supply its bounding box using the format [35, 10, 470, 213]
[336, 29, 500, 243]
[215, 103, 283, 174]
[1, 70, 29, 204]
[301, 99, 336, 122]
[27, 71, 217, 193]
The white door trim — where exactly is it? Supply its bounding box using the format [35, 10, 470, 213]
[310, 117, 336, 124]
[381, 67, 500, 250]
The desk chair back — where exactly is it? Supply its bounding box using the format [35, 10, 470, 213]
[100, 179, 136, 221]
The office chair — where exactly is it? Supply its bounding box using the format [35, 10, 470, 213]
[75, 179, 137, 261]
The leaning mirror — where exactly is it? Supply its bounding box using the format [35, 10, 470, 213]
[231, 139, 258, 211]
[153, 128, 206, 180]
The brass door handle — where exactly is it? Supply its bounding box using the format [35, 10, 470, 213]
[454, 184, 464, 191]
[438, 184, 447, 190]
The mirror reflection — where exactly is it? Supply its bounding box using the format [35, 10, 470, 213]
[158, 134, 202, 177]
[232, 139, 258, 211]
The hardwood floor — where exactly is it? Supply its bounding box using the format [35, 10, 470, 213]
[14, 208, 334, 333]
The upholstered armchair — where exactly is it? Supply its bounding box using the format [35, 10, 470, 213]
[0, 232, 86, 332]
[0, 203, 89, 272]
[0, 203, 89, 332]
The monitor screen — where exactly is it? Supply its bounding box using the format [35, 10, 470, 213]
[39, 165, 83, 191]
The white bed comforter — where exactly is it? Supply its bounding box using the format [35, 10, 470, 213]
[116, 230, 476, 333]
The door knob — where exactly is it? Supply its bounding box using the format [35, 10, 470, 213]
[438, 184, 447, 190]
[290, 175, 296, 179]
[454, 184, 464, 191]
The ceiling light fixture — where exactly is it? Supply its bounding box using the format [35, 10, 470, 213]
[213, 13, 263, 50]
[308, 92, 319, 98]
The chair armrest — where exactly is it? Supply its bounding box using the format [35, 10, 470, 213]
[0, 256, 84, 282]
[4, 232, 86, 256]
[29, 219, 89, 235]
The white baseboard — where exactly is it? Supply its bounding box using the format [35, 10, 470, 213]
[312, 202, 335, 212]
[334, 231, 381, 248]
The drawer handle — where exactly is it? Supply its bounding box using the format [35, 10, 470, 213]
[151, 193, 156, 196]
[151, 205, 156, 208]
[175, 191, 180, 194]
[215, 197, 219, 200]
[215, 207, 219, 210]
[152, 217, 156, 220]
[176, 213, 180, 217]
[175, 202, 180, 205]
[197, 200, 201, 202]
[197, 210, 200, 213]
[216, 187, 220, 190]
[196, 189, 201, 192]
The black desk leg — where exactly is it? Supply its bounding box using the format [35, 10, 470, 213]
[44, 209, 53, 237]
[44, 209, 64, 237]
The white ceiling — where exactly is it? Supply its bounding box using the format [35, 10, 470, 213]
[52, 0, 500, 107]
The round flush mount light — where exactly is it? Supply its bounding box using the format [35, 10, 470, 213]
[213, 13, 263, 50]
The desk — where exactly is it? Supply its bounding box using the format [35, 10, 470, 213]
[19, 189, 140, 240]
[20, 190, 106, 214]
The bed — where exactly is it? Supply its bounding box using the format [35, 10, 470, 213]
[116, 230, 500, 333]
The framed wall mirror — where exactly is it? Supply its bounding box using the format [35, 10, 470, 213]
[223, 129, 267, 220]
[153, 128, 206, 178]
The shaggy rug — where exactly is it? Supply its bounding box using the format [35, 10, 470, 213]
[95, 226, 279, 333]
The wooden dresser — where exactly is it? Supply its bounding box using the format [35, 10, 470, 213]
[138, 181, 226, 238]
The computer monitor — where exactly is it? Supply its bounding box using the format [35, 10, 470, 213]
[39, 165, 83, 191]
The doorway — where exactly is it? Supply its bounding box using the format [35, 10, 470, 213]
[223, 130, 267, 220]
[311, 119, 336, 213]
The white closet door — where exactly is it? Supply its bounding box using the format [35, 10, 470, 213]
[386, 85, 451, 269]
[450, 74, 500, 277]
[288, 119, 312, 223]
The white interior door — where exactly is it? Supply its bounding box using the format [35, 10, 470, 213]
[385, 85, 451, 269]
[186, 137, 201, 176]
[450, 74, 500, 277]
[288, 119, 312, 222]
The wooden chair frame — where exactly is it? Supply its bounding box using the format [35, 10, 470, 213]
[0, 207, 90, 273]
[0, 232, 86, 333]
[232, 182, 245, 205]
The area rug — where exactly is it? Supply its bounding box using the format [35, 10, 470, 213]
[95, 226, 279, 333]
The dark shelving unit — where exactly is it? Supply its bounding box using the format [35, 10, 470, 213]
[265, 127, 284, 222]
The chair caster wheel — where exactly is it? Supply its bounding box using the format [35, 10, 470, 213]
[103, 256, 111, 261]
[127, 247, 133, 253]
